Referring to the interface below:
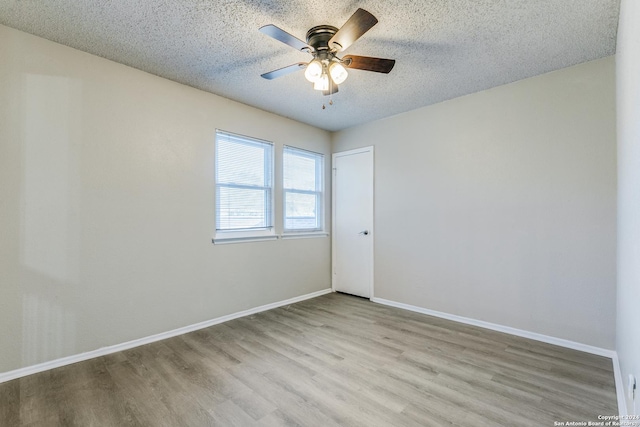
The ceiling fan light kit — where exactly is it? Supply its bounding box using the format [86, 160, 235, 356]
[314, 73, 330, 91]
[259, 8, 395, 100]
[329, 62, 348, 85]
[304, 59, 323, 83]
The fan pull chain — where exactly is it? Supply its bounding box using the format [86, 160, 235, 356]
[329, 78, 333, 106]
[321, 97, 334, 110]
[322, 76, 335, 109]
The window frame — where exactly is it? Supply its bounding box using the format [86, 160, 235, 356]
[282, 145, 325, 235]
[213, 130, 276, 244]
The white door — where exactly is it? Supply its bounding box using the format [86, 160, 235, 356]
[332, 147, 374, 298]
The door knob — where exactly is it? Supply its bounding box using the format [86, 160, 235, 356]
[358, 230, 369, 235]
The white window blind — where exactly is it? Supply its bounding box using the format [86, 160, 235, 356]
[283, 146, 324, 232]
[215, 131, 273, 233]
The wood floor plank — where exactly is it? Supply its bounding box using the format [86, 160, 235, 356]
[0, 293, 617, 426]
[226, 364, 344, 427]
[0, 378, 20, 426]
[230, 390, 276, 421]
[207, 399, 259, 427]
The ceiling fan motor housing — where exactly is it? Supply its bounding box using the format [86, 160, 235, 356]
[306, 25, 339, 52]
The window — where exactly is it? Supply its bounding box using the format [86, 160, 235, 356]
[215, 130, 274, 241]
[283, 146, 324, 233]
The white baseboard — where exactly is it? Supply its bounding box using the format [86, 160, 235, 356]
[0, 288, 332, 384]
[612, 353, 628, 416]
[371, 297, 628, 414]
[371, 297, 614, 357]
[3, 289, 627, 416]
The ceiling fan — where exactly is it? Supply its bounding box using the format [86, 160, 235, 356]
[259, 8, 395, 96]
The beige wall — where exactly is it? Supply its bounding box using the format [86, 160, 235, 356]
[333, 57, 617, 349]
[0, 25, 331, 374]
[0, 20, 620, 375]
[616, 0, 640, 414]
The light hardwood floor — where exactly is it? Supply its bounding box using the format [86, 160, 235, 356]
[0, 293, 617, 426]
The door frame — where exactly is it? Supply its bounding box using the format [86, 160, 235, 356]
[331, 146, 375, 299]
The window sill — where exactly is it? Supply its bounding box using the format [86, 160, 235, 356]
[281, 232, 329, 240]
[212, 234, 278, 245]
[212, 231, 328, 244]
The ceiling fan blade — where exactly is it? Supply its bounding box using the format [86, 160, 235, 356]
[343, 55, 395, 73]
[261, 63, 307, 80]
[259, 25, 311, 52]
[322, 84, 339, 96]
[329, 8, 378, 52]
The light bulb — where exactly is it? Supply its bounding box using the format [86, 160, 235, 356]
[304, 60, 322, 82]
[329, 62, 348, 85]
[313, 73, 329, 91]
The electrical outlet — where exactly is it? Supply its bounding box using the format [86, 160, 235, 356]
[628, 374, 637, 400]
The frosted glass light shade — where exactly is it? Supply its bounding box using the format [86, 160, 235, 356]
[304, 60, 323, 82]
[329, 62, 348, 85]
[313, 73, 329, 91]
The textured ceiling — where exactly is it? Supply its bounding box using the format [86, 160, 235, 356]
[0, 0, 620, 131]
